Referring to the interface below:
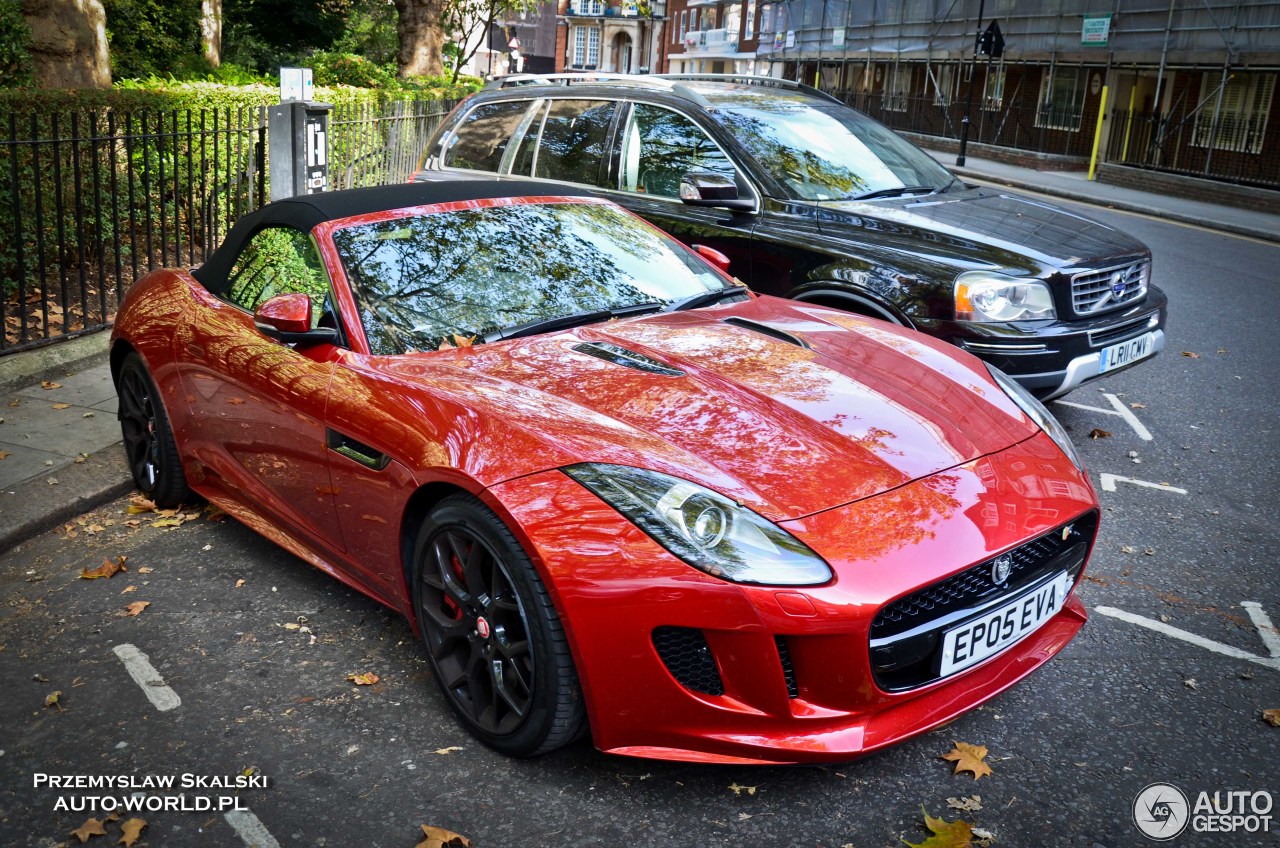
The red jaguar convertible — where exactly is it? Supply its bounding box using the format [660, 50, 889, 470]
[110, 181, 1099, 764]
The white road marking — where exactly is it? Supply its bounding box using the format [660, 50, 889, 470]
[1098, 473, 1187, 495]
[1241, 602, 1280, 658]
[225, 809, 282, 848]
[112, 644, 181, 711]
[1055, 392, 1152, 441]
[1095, 606, 1280, 672]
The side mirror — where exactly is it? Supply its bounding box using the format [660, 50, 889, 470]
[254, 293, 338, 346]
[692, 244, 731, 274]
[679, 171, 756, 212]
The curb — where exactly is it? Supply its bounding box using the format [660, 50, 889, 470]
[0, 330, 113, 397]
[0, 442, 133, 551]
[951, 167, 1280, 244]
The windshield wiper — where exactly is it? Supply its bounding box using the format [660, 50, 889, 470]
[852, 185, 936, 201]
[483, 301, 664, 343]
[666, 285, 751, 312]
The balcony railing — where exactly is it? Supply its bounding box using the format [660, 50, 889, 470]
[683, 28, 740, 53]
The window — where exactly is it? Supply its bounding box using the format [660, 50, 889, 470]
[533, 99, 617, 185]
[227, 227, 329, 324]
[578, 0, 603, 13]
[444, 101, 531, 172]
[572, 26, 601, 67]
[1194, 72, 1275, 154]
[982, 64, 1005, 110]
[885, 63, 911, 112]
[679, 10, 687, 42]
[928, 64, 955, 106]
[1036, 67, 1085, 131]
[744, 0, 756, 38]
[618, 104, 737, 197]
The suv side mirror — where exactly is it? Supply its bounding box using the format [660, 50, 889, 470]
[679, 171, 756, 212]
[254, 293, 338, 346]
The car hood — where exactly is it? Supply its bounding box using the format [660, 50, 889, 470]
[817, 186, 1148, 270]
[380, 298, 1039, 522]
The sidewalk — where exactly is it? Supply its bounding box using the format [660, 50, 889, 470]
[923, 148, 1280, 243]
[2, 165, 1279, 550]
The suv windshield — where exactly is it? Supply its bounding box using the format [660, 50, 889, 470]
[331, 199, 730, 354]
[705, 90, 953, 202]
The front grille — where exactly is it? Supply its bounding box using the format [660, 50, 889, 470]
[775, 636, 799, 698]
[1071, 260, 1150, 316]
[1088, 314, 1154, 349]
[653, 626, 724, 696]
[869, 512, 1098, 691]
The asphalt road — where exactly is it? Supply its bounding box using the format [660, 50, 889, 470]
[1, 202, 1277, 848]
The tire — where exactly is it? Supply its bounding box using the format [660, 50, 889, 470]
[116, 351, 193, 508]
[412, 494, 586, 756]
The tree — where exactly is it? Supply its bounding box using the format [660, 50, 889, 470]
[20, 0, 111, 88]
[393, 0, 447, 78]
[440, 0, 537, 82]
[201, 0, 221, 67]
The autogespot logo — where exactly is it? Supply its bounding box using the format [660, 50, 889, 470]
[1134, 783, 1190, 840]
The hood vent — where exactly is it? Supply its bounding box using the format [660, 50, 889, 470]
[572, 342, 684, 377]
[722, 317, 812, 349]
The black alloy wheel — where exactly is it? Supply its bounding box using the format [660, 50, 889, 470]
[116, 352, 192, 508]
[413, 494, 586, 756]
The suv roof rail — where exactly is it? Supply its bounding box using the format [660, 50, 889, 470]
[655, 73, 844, 105]
[482, 72, 710, 107]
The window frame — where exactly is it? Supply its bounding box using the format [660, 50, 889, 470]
[1193, 71, 1275, 155]
[981, 61, 1006, 111]
[1035, 66, 1085, 132]
[223, 224, 344, 343]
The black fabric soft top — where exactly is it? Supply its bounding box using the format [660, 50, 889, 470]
[192, 179, 594, 294]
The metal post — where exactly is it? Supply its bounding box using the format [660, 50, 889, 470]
[1150, 0, 1176, 157]
[956, 0, 985, 166]
[1088, 85, 1108, 180]
[1204, 63, 1231, 175]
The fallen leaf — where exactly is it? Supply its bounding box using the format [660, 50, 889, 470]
[151, 517, 183, 528]
[1184, 678, 1198, 691]
[728, 782, 759, 796]
[1181, 351, 1200, 358]
[235, 579, 246, 588]
[205, 505, 227, 521]
[972, 826, 995, 841]
[283, 623, 301, 631]
[45, 690, 64, 709]
[946, 795, 983, 812]
[941, 741, 993, 780]
[1088, 428, 1112, 439]
[1262, 709, 1280, 727]
[117, 817, 147, 846]
[347, 672, 379, 686]
[137, 566, 153, 574]
[121, 585, 137, 594]
[0, 450, 9, 460]
[1130, 402, 1147, 409]
[81, 556, 127, 580]
[451, 334, 475, 348]
[432, 746, 463, 755]
[123, 601, 150, 617]
[71, 817, 106, 842]
[437, 338, 455, 350]
[127, 496, 157, 514]
[41, 380, 62, 389]
[904, 809, 975, 848]
[1120, 545, 1136, 554]
[414, 824, 473, 848]
[52, 402, 71, 410]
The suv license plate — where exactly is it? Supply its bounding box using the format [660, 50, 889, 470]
[1099, 332, 1155, 374]
[939, 572, 1073, 678]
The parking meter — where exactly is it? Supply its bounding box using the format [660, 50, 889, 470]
[268, 100, 334, 201]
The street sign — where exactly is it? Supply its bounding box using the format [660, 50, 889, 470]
[1082, 14, 1111, 46]
[832, 27, 845, 47]
[978, 20, 1004, 58]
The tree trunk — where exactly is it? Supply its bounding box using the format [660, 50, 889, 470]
[394, 0, 446, 78]
[21, 0, 110, 88]
[201, 0, 222, 68]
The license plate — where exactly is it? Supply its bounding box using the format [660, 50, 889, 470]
[939, 572, 1073, 678]
[1099, 331, 1155, 374]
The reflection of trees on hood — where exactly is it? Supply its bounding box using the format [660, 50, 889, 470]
[333, 203, 659, 354]
[711, 95, 870, 200]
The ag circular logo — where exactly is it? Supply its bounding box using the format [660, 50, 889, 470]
[1134, 782, 1190, 840]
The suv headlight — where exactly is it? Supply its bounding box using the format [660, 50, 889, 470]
[985, 363, 1084, 471]
[564, 464, 832, 586]
[955, 271, 1056, 322]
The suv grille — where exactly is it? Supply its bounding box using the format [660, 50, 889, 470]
[1071, 260, 1150, 316]
[869, 512, 1098, 691]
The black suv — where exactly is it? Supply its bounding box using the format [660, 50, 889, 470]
[412, 73, 1167, 398]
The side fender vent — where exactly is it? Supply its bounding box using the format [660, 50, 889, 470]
[652, 626, 724, 696]
[722, 317, 812, 349]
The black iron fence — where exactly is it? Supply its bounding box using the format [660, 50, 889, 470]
[1106, 108, 1279, 189]
[0, 97, 456, 354]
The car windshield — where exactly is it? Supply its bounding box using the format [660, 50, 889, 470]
[705, 90, 954, 201]
[331, 200, 730, 354]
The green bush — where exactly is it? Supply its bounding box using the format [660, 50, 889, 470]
[0, 0, 32, 88]
[309, 51, 396, 89]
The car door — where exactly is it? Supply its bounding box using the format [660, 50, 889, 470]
[176, 225, 347, 555]
[599, 102, 759, 283]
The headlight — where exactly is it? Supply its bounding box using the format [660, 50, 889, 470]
[564, 464, 832, 586]
[985, 363, 1085, 471]
[955, 271, 1056, 321]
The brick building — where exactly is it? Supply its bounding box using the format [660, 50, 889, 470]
[662, 0, 763, 74]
